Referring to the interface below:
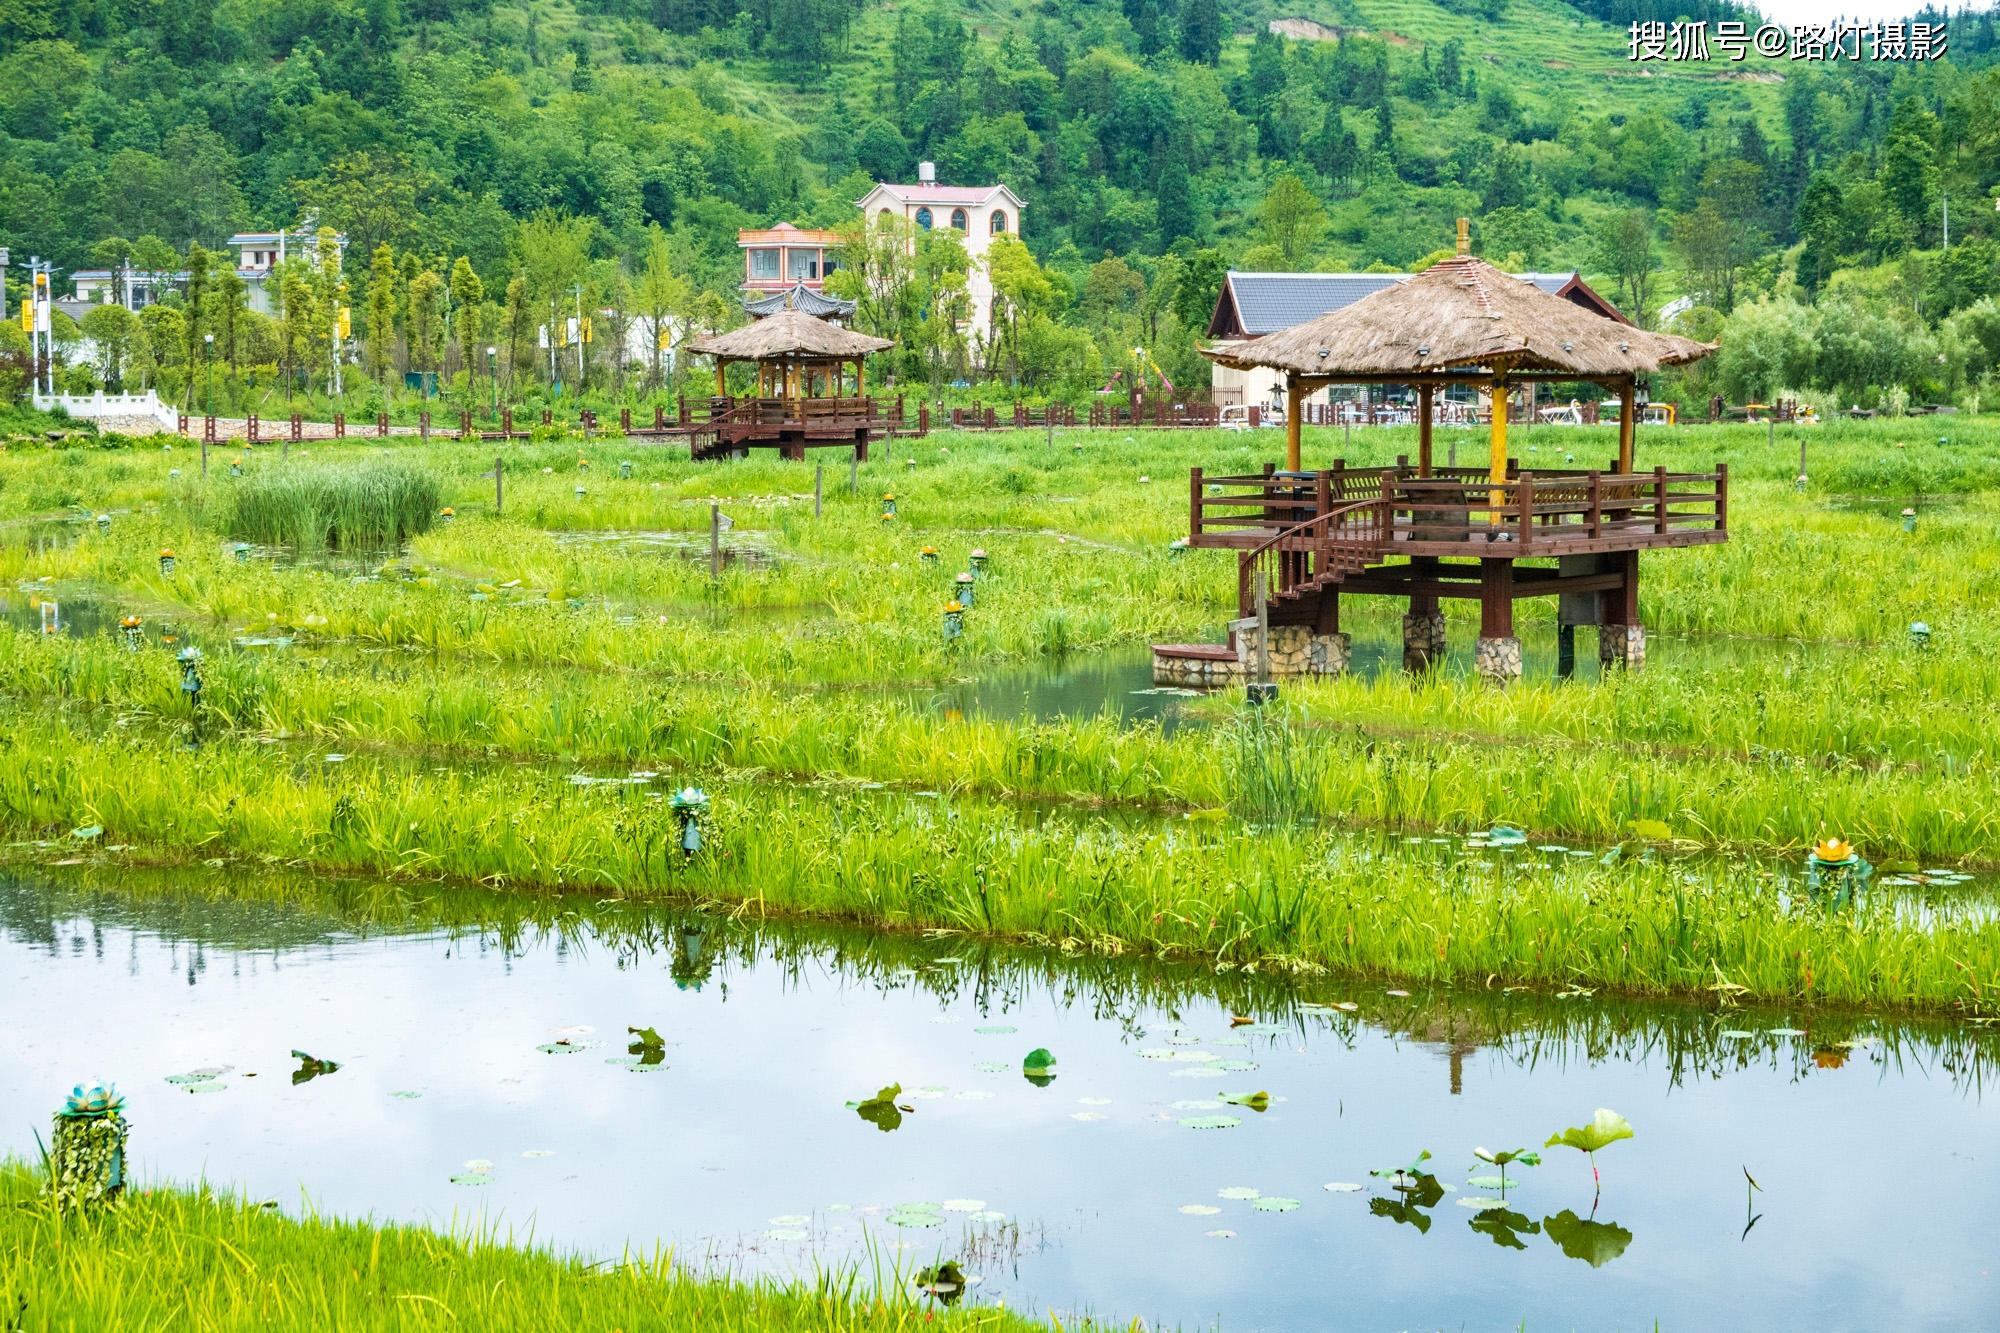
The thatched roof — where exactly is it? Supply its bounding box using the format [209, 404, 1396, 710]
[685, 310, 893, 361]
[1200, 256, 1712, 379]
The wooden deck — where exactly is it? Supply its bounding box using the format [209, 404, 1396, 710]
[1184, 459, 1728, 633]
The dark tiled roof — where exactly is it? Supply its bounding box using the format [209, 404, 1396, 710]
[1210, 269, 1626, 338]
[1216, 272, 1406, 337]
[742, 281, 857, 319]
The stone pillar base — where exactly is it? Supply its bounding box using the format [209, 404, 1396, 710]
[1474, 635, 1523, 685]
[1598, 622, 1646, 670]
[1402, 611, 1446, 673]
[1307, 631, 1351, 678]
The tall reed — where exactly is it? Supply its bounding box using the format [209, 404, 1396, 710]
[224, 461, 441, 549]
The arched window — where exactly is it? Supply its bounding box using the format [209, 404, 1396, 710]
[915, 207, 933, 230]
[990, 210, 1008, 234]
[877, 209, 892, 226]
[950, 208, 968, 231]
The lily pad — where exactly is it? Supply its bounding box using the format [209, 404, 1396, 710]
[522, 1150, 555, 1158]
[973, 1061, 1010, 1073]
[1250, 1196, 1301, 1212]
[536, 1040, 598, 1054]
[390, 1090, 422, 1100]
[449, 1173, 492, 1186]
[1218, 1090, 1270, 1111]
[1171, 1051, 1219, 1063]
[967, 1211, 1005, 1223]
[1770, 1028, 1807, 1036]
[1322, 1182, 1363, 1192]
[1163, 1035, 1202, 1046]
[1457, 1196, 1509, 1209]
[973, 1025, 1018, 1035]
[1204, 1229, 1236, 1238]
[165, 1072, 218, 1086]
[1179, 1204, 1222, 1215]
[910, 1088, 947, 1099]
[1137, 1048, 1178, 1060]
[887, 1210, 943, 1228]
[1466, 1176, 1508, 1190]
[1211, 1035, 1248, 1047]
[770, 1214, 811, 1226]
[1170, 1067, 1227, 1079]
[1023, 1048, 1057, 1071]
[1179, 1115, 1242, 1129]
[186, 1080, 227, 1094]
[1718, 1030, 1756, 1039]
[1213, 1061, 1260, 1072]
[1217, 1187, 1261, 1200]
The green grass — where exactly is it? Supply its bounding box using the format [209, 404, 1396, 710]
[4, 713, 1999, 1011]
[0, 1160, 1053, 1332]
[3, 417, 2000, 1010]
[223, 461, 443, 551]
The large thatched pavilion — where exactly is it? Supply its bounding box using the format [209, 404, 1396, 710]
[1160, 251, 1723, 687]
[682, 310, 898, 460]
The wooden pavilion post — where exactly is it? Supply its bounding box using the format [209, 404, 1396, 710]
[1487, 367, 1509, 527]
[1417, 383, 1434, 477]
[1285, 372, 1302, 471]
[715, 359, 727, 396]
[1618, 377, 1636, 473]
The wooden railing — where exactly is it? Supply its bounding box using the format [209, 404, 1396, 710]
[1243, 497, 1392, 604]
[1192, 463, 1728, 553]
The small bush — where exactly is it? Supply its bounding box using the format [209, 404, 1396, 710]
[225, 461, 442, 549]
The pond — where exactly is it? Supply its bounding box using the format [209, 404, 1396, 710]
[4, 871, 1997, 1330]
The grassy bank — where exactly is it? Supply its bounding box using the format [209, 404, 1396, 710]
[3, 420, 1999, 1013]
[0, 1161, 1048, 1332]
[5, 717, 1998, 1012]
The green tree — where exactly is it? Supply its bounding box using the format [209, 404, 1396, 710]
[1877, 97, 1940, 249]
[1156, 147, 1198, 248]
[634, 225, 687, 392]
[1793, 172, 1845, 297]
[179, 240, 209, 408]
[1172, 248, 1226, 332]
[366, 244, 398, 383]
[450, 255, 484, 372]
[79, 303, 138, 389]
[89, 237, 134, 307]
[1257, 174, 1327, 269]
[1178, 0, 1222, 66]
[407, 269, 444, 376]
[1591, 209, 1658, 326]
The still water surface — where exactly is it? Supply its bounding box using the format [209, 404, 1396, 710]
[3, 875, 1996, 1330]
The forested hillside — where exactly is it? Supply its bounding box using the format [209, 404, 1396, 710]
[3, 0, 2000, 414]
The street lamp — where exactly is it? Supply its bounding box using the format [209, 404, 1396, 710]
[487, 346, 498, 421]
[203, 333, 215, 417]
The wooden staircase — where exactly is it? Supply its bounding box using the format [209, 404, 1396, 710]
[1240, 498, 1390, 611]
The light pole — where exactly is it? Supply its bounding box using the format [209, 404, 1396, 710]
[487, 346, 498, 420]
[204, 333, 215, 418]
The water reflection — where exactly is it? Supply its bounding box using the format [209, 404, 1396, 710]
[2, 866, 1998, 1331]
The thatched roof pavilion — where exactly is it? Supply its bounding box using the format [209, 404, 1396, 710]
[1201, 252, 1713, 476]
[685, 309, 894, 398]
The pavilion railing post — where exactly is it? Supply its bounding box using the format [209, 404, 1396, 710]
[1518, 472, 1534, 551]
[1716, 462, 1729, 535]
[1255, 571, 1271, 687]
[1588, 470, 1603, 539]
[1190, 467, 1203, 542]
[1654, 465, 1669, 535]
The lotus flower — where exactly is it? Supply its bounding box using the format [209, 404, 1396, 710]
[945, 601, 964, 613]
[65, 1080, 125, 1116]
[1815, 838, 1854, 863]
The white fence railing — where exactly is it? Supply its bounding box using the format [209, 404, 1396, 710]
[29, 390, 180, 435]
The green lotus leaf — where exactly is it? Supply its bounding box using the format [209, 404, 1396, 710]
[1543, 1209, 1634, 1267]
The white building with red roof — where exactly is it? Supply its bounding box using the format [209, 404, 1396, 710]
[855, 163, 1024, 335]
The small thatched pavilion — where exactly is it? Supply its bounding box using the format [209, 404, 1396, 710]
[686, 309, 892, 400]
[1169, 246, 1725, 688]
[678, 310, 900, 461]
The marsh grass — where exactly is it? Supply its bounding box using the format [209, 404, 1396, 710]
[0, 1160, 1045, 1332]
[225, 461, 441, 550]
[6, 717, 2000, 1009]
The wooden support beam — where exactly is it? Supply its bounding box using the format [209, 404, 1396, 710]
[1417, 384, 1434, 478]
[1488, 371, 1509, 529]
[1479, 560, 1514, 638]
[1618, 378, 1636, 473]
[1286, 372, 1302, 472]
